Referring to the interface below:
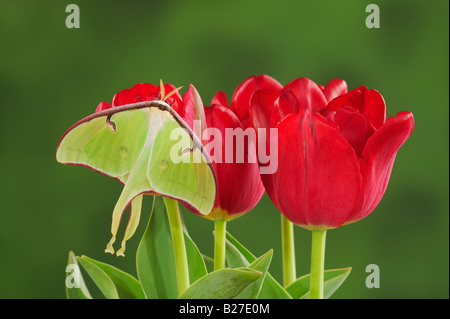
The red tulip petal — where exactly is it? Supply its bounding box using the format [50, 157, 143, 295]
[269, 88, 301, 128]
[230, 75, 283, 127]
[112, 83, 183, 107]
[112, 88, 140, 106]
[95, 101, 112, 113]
[323, 105, 376, 157]
[250, 89, 279, 189]
[211, 90, 229, 107]
[346, 111, 414, 224]
[322, 79, 348, 102]
[284, 77, 328, 112]
[249, 89, 279, 130]
[204, 105, 264, 216]
[272, 110, 362, 229]
[179, 84, 207, 139]
[130, 83, 159, 100]
[260, 170, 279, 209]
[326, 86, 387, 129]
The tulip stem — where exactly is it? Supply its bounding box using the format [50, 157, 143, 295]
[214, 219, 227, 270]
[163, 197, 190, 296]
[310, 229, 327, 299]
[281, 215, 296, 287]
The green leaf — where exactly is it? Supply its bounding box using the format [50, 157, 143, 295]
[286, 267, 352, 299]
[78, 256, 145, 299]
[136, 196, 178, 299]
[225, 237, 251, 268]
[257, 274, 292, 299]
[136, 195, 210, 298]
[184, 230, 208, 283]
[234, 250, 273, 299]
[76, 256, 119, 299]
[225, 232, 292, 299]
[179, 268, 262, 299]
[226, 232, 255, 265]
[202, 254, 214, 273]
[65, 251, 92, 299]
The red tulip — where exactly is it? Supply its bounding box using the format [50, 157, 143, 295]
[178, 85, 266, 271]
[228, 74, 284, 129]
[243, 77, 415, 229]
[179, 86, 265, 221]
[95, 81, 183, 113]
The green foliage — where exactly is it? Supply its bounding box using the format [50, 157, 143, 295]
[65, 198, 351, 299]
[136, 196, 178, 299]
[286, 268, 352, 299]
[77, 255, 145, 299]
[65, 251, 92, 299]
[179, 268, 262, 299]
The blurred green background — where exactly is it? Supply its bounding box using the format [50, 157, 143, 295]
[0, 0, 448, 299]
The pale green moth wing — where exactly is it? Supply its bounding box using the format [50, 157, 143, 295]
[56, 101, 217, 256]
[56, 107, 149, 179]
[148, 119, 215, 215]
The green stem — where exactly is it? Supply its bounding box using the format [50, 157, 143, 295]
[310, 229, 327, 299]
[281, 215, 296, 287]
[214, 219, 227, 270]
[163, 197, 189, 296]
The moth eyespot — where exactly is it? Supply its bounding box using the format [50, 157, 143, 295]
[106, 115, 117, 132]
[158, 159, 169, 171]
[119, 146, 129, 160]
[181, 147, 193, 157]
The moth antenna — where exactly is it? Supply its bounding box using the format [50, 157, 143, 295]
[159, 79, 166, 101]
[164, 86, 183, 102]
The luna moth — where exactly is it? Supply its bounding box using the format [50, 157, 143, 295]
[56, 99, 217, 257]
